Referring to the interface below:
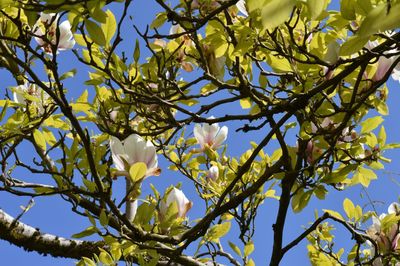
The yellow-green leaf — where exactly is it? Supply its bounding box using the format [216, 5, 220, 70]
[240, 98, 252, 109]
[101, 9, 117, 44]
[244, 241, 255, 257]
[343, 198, 355, 219]
[33, 129, 46, 151]
[85, 20, 106, 46]
[129, 162, 147, 182]
[360, 116, 384, 134]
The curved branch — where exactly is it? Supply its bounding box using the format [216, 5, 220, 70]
[0, 209, 104, 259]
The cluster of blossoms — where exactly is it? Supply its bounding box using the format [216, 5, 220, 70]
[305, 117, 357, 164]
[33, 13, 75, 53]
[109, 117, 228, 222]
[367, 202, 400, 266]
[13, 83, 50, 115]
[193, 116, 228, 151]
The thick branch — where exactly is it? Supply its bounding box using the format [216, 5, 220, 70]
[0, 209, 104, 259]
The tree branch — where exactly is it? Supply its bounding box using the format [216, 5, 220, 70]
[0, 209, 104, 259]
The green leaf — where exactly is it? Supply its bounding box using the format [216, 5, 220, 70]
[244, 241, 255, 257]
[81, 257, 96, 266]
[240, 98, 252, 109]
[378, 126, 386, 147]
[340, 0, 356, 20]
[129, 162, 147, 183]
[228, 241, 242, 257]
[343, 198, 355, 219]
[292, 190, 312, 213]
[339, 35, 368, 56]
[260, 0, 295, 30]
[307, 0, 328, 20]
[322, 209, 344, 220]
[205, 222, 231, 243]
[357, 167, 377, 187]
[101, 10, 117, 44]
[358, 2, 400, 37]
[33, 129, 46, 151]
[360, 116, 384, 134]
[85, 20, 106, 46]
[72, 226, 97, 238]
[99, 249, 114, 265]
[150, 12, 167, 29]
[59, 69, 76, 80]
[99, 209, 108, 227]
[133, 39, 140, 62]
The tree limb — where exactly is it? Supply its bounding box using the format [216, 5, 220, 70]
[0, 209, 104, 259]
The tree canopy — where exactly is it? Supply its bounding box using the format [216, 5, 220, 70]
[1, 0, 400, 265]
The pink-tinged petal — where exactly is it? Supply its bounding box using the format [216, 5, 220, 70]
[203, 123, 219, 144]
[236, 0, 248, 17]
[321, 118, 333, 128]
[166, 188, 191, 218]
[111, 154, 125, 171]
[212, 126, 228, 149]
[310, 122, 317, 133]
[40, 13, 58, 24]
[194, 124, 205, 148]
[169, 24, 180, 35]
[13, 84, 28, 104]
[144, 140, 158, 169]
[392, 68, 400, 81]
[207, 165, 219, 180]
[374, 57, 393, 81]
[58, 21, 75, 50]
[110, 136, 126, 170]
[388, 202, 400, 214]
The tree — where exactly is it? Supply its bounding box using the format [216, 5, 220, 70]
[1, 0, 400, 265]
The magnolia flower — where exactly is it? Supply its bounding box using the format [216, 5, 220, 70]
[13, 83, 50, 114]
[207, 165, 219, 181]
[109, 134, 159, 178]
[365, 41, 400, 82]
[34, 13, 75, 53]
[367, 202, 400, 256]
[236, 0, 248, 17]
[159, 187, 192, 219]
[194, 117, 228, 150]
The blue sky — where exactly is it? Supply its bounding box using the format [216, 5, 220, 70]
[2, 0, 400, 265]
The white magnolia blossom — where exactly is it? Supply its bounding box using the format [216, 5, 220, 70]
[194, 116, 228, 150]
[365, 41, 400, 82]
[207, 165, 219, 181]
[109, 134, 159, 178]
[13, 83, 50, 114]
[367, 202, 400, 258]
[236, 0, 248, 17]
[34, 13, 75, 53]
[160, 187, 192, 219]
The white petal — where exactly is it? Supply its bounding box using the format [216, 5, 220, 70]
[194, 124, 205, 147]
[388, 202, 400, 214]
[123, 134, 142, 164]
[144, 140, 158, 169]
[236, 0, 248, 17]
[212, 126, 228, 149]
[392, 68, 400, 81]
[110, 136, 126, 170]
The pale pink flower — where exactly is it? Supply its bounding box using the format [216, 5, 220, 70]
[109, 134, 160, 178]
[194, 116, 228, 150]
[34, 13, 75, 53]
[207, 165, 219, 181]
[13, 83, 50, 114]
[159, 187, 192, 219]
[236, 0, 248, 17]
[365, 41, 400, 82]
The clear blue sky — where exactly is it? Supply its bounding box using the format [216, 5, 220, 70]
[2, 1, 400, 265]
